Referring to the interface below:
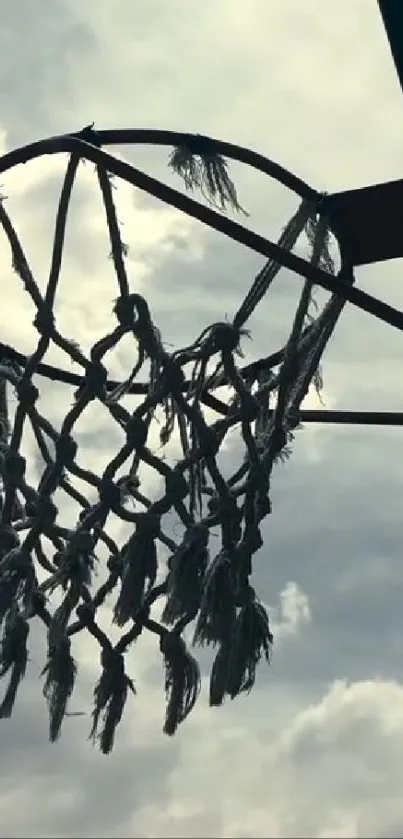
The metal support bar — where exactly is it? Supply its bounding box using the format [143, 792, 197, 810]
[378, 1, 403, 94]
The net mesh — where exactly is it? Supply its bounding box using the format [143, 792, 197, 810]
[0, 126, 351, 753]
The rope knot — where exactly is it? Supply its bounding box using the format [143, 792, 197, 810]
[161, 358, 185, 396]
[76, 602, 96, 627]
[98, 477, 121, 514]
[24, 499, 37, 518]
[199, 426, 220, 459]
[28, 589, 47, 618]
[165, 468, 188, 504]
[107, 553, 122, 574]
[208, 493, 241, 541]
[55, 434, 77, 467]
[33, 307, 55, 337]
[125, 414, 148, 450]
[209, 322, 241, 355]
[4, 452, 26, 483]
[100, 644, 123, 675]
[68, 529, 94, 555]
[133, 602, 151, 625]
[0, 526, 19, 554]
[35, 496, 58, 529]
[240, 392, 260, 422]
[160, 629, 182, 658]
[15, 379, 39, 409]
[136, 512, 160, 539]
[114, 293, 150, 328]
[81, 360, 108, 400]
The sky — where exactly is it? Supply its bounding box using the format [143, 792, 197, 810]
[1, 1, 403, 836]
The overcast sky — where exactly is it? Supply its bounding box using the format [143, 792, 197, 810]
[2, 1, 403, 837]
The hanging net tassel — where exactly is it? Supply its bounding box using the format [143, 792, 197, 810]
[0, 608, 29, 718]
[169, 137, 248, 215]
[113, 514, 159, 627]
[0, 547, 35, 628]
[209, 588, 273, 705]
[42, 637, 77, 742]
[90, 646, 135, 755]
[161, 632, 201, 736]
[225, 587, 273, 699]
[209, 641, 231, 707]
[162, 524, 209, 626]
[193, 550, 237, 647]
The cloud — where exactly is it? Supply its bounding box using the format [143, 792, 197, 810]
[272, 580, 312, 641]
[123, 678, 403, 838]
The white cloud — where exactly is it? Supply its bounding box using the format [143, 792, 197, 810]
[121, 678, 403, 838]
[272, 580, 312, 640]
